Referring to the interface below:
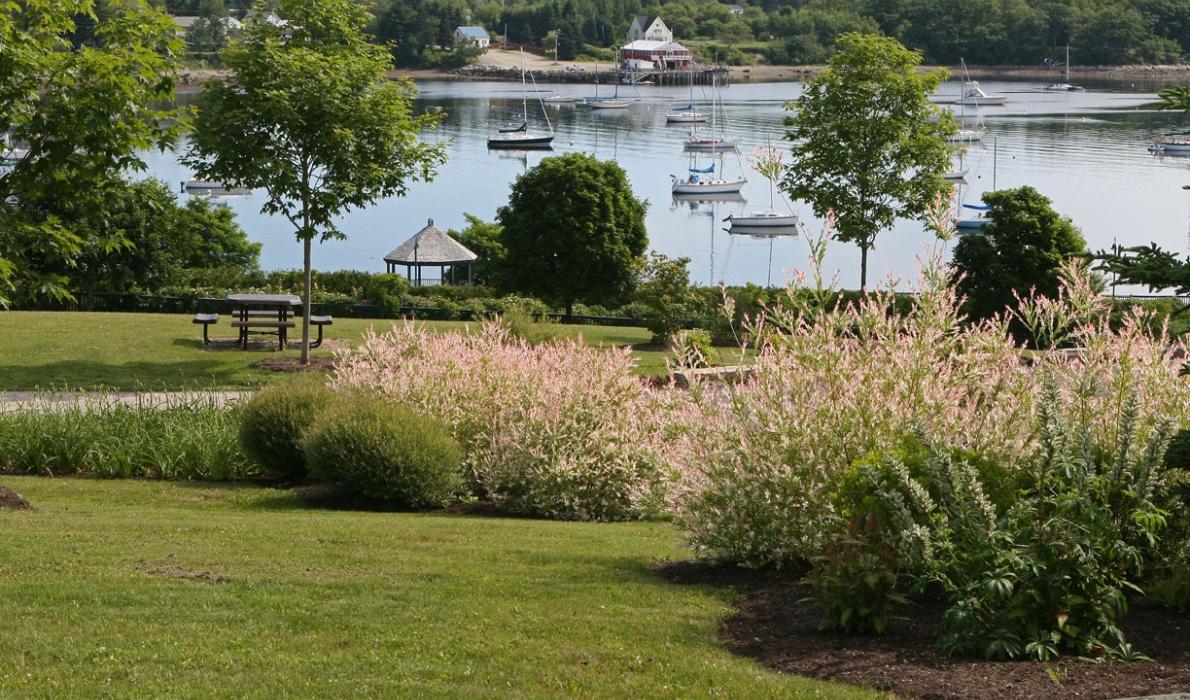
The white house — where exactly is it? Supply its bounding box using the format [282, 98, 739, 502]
[727, 4, 745, 16]
[171, 14, 243, 38]
[454, 26, 490, 49]
[627, 15, 673, 43]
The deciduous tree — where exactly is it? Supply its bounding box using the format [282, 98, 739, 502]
[781, 32, 954, 289]
[185, 0, 445, 362]
[0, 0, 183, 306]
[497, 153, 647, 316]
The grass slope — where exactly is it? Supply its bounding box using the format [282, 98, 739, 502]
[0, 477, 873, 698]
[0, 311, 678, 390]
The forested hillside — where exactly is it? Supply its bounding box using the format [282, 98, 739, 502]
[159, 0, 1190, 67]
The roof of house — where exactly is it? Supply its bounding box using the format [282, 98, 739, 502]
[384, 219, 478, 265]
[455, 26, 490, 39]
[172, 15, 199, 29]
[728, 4, 744, 11]
[621, 39, 689, 52]
[632, 15, 660, 30]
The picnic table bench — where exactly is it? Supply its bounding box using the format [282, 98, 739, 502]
[193, 295, 333, 350]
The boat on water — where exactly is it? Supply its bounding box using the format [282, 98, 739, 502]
[944, 169, 968, 181]
[181, 180, 252, 197]
[543, 93, 577, 104]
[1, 147, 28, 167]
[672, 159, 745, 195]
[666, 67, 707, 123]
[489, 50, 554, 149]
[584, 62, 631, 109]
[957, 81, 1007, 106]
[1150, 130, 1190, 154]
[683, 74, 736, 151]
[955, 203, 991, 231]
[948, 128, 985, 143]
[725, 210, 798, 228]
[1044, 46, 1085, 91]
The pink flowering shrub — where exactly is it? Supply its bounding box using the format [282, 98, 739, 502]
[675, 239, 1190, 567]
[332, 322, 678, 520]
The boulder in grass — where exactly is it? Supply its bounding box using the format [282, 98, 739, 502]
[0, 485, 32, 511]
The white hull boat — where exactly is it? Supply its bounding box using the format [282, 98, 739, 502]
[666, 109, 707, 123]
[182, 180, 252, 196]
[1152, 137, 1190, 154]
[586, 98, 630, 109]
[957, 80, 1007, 106]
[725, 210, 798, 227]
[1043, 47, 1084, 91]
[543, 94, 576, 103]
[944, 169, 967, 181]
[955, 203, 991, 231]
[672, 176, 746, 195]
[948, 128, 984, 143]
[684, 136, 737, 152]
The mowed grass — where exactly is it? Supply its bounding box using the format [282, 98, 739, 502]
[0, 477, 874, 698]
[0, 311, 684, 390]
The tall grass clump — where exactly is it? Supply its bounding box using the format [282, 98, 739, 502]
[0, 397, 253, 479]
[674, 223, 1190, 569]
[333, 321, 680, 520]
[239, 377, 334, 478]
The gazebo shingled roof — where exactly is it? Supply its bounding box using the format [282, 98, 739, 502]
[384, 219, 477, 266]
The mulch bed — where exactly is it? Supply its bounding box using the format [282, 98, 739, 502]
[248, 356, 337, 373]
[0, 485, 33, 510]
[656, 560, 1190, 699]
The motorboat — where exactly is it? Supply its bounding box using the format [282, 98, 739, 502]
[543, 93, 577, 104]
[957, 81, 1007, 106]
[944, 169, 968, 181]
[948, 128, 985, 143]
[1151, 131, 1190, 155]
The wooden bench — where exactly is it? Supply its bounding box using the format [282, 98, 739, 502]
[231, 320, 296, 350]
[192, 313, 219, 346]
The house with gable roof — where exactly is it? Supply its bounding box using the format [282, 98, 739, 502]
[626, 15, 672, 43]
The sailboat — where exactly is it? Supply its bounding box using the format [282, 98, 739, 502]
[947, 60, 986, 143]
[488, 50, 555, 149]
[955, 61, 1008, 107]
[725, 142, 797, 229]
[672, 153, 745, 195]
[1044, 46, 1085, 91]
[585, 62, 630, 109]
[666, 66, 706, 123]
[684, 74, 737, 152]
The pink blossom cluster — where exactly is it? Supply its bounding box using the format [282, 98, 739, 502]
[332, 322, 680, 520]
[674, 260, 1190, 568]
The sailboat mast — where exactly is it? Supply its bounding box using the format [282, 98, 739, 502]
[1065, 45, 1070, 83]
[520, 49, 528, 124]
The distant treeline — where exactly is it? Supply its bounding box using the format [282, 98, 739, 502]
[156, 0, 1190, 67]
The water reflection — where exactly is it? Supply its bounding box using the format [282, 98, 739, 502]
[154, 80, 1189, 292]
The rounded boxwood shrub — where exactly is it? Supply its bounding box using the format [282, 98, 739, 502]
[238, 377, 334, 478]
[301, 394, 462, 507]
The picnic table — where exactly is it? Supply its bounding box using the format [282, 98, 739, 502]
[192, 294, 334, 350]
[227, 293, 300, 349]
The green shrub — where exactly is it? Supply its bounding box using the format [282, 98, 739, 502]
[804, 516, 908, 634]
[0, 398, 252, 480]
[238, 378, 334, 479]
[670, 329, 713, 368]
[498, 307, 561, 345]
[301, 394, 462, 507]
[826, 394, 1174, 661]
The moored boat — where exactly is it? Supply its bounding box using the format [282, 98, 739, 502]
[671, 162, 745, 195]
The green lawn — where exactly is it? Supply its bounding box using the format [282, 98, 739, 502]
[0, 477, 874, 698]
[0, 311, 693, 390]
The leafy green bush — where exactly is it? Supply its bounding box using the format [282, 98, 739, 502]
[0, 398, 252, 480]
[301, 393, 462, 507]
[238, 378, 334, 479]
[804, 516, 907, 634]
[670, 329, 713, 368]
[497, 307, 561, 345]
[636, 253, 700, 343]
[828, 392, 1174, 661]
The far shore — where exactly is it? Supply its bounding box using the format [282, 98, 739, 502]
[177, 51, 1190, 91]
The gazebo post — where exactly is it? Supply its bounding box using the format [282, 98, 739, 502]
[468, 263, 473, 286]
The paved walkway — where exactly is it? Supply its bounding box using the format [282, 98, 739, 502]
[0, 391, 253, 413]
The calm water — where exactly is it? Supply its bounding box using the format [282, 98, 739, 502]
[149, 80, 1190, 291]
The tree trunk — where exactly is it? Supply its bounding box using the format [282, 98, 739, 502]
[565, 300, 573, 319]
[301, 236, 312, 365]
[859, 243, 869, 292]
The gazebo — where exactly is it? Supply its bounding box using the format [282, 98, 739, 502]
[383, 218, 478, 287]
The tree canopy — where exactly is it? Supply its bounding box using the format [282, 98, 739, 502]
[0, 0, 183, 306]
[1094, 243, 1190, 297]
[952, 186, 1087, 321]
[497, 153, 648, 316]
[782, 32, 953, 289]
[184, 0, 446, 361]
